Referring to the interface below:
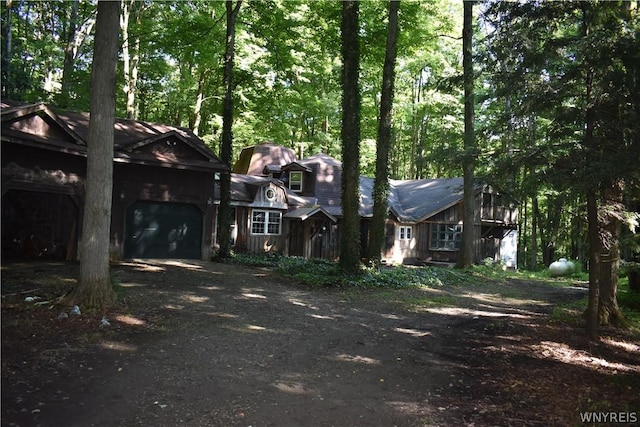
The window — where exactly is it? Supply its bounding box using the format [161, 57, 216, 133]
[399, 226, 412, 240]
[430, 224, 462, 250]
[265, 187, 277, 201]
[289, 171, 303, 192]
[251, 210, 282, 235]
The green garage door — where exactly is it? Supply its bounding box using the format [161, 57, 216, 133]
[125, 201, 202, 259]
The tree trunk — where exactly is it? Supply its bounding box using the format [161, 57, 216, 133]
[598, 179, 628, 327]
[339, 0, 361, 274]
[586, 189, 600, 340]
[59, 0, 78, 109]
[458, 0, 475, 268]
[193, 70, 207, 136]
[121, 0, 140, 120]
[2, 0, 12, 98]
[217, 0, 242, 259]
[367, 0, 399, 265]
[67, 0, 120, 311]
[530, 194, 539, 270]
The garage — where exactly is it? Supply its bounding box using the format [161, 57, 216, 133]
[1, 189, 79, 260]
[124, 201, 203, 259]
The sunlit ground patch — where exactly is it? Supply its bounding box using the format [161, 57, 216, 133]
[163, 304, 185, 310]
[601, 337, 640, 353]
[119, 282, 147, 288]
[179, 294, 210, 303]
[394, 327, 431, 338]
[206, 311, 238, 319]
[241, 292, 267, 300]
[101, 340, 137, 352]
[309, 313, 336, 320]
[119, 261, 165, 272]
[423, 306, 531, 318]
[332, 353, 382, 365]
[272, 381, 313, 395]
[531, 340, 640, 373]
[198, 285, 225, 291]
[288, 298, 319, 310]
[113, 314, 146, 326]
[161, 260, 204, 270]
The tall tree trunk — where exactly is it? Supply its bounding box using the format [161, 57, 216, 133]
[193, 70, 207, 136]
[367, 0, 399, 265]
[339, 0, 361, 274]
[586, 189, 600, 340]
[67, 0, 120, 311]
[598, 179, 627, 327]
[530, 194, 539, 270]
[59, 0, 79, 108]
[583, 3, 599, 340]
[121, 0, 140, 120]
[217, 0, 242, 259]
[458, 0, 475, 268]
[60, 10, 95, 106]
[2, 0, 12, 98]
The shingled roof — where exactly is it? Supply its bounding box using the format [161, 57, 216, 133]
[229, 143, 480, 223]
[1, 100, 227, 172]
[360, 176, 472, 222]
[233, 142, 296, 175]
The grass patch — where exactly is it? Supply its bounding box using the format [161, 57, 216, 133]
[550, 297, 588, 325]
[617, 277, 640, 326]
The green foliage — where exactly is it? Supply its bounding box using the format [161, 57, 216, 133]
[231, 253, 473, 289]
[618, 278, 640, 325]
[550, 297, 588, 326]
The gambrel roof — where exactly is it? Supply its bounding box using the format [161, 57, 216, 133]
[228, 145, 491, 223]
[233, 142, 297, 175]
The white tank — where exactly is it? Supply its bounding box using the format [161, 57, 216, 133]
[549, 258, 574, 276]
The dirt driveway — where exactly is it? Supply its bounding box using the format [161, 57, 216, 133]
[2, 260, 639, 426]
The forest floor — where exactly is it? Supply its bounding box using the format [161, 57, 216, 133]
[1, 260, 639, 427]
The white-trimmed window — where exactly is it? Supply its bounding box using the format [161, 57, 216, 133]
[399, 225, 412, 240]
[430, 224, 462, 250]
[264, 186, 277, 202]
[251, 210, 282, 235]
[289, 171, 303, 192]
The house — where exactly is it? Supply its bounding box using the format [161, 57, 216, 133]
[1, 100, 227, 261]
[222, 142, 518, 266]
[360, 177, 518, 266]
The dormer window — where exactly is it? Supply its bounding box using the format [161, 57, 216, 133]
[289, 171, 303, 192]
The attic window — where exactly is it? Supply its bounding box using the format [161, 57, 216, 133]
[289, 171, 303, 192]
[265, 187, 277, 201]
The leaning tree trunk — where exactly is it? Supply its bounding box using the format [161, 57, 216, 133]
[368, 0, 399, 265]
[67, 0, 120, 311]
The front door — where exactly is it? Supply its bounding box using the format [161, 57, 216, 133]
[288, 220, 304, 257]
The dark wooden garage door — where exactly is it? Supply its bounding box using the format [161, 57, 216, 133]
[124, 201, 202, 259]
[1, 190, 78, 260]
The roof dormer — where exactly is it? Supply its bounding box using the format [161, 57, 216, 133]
[281, 162, 312, 194]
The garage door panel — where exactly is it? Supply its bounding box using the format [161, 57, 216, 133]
[125, 201, 202, 259]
